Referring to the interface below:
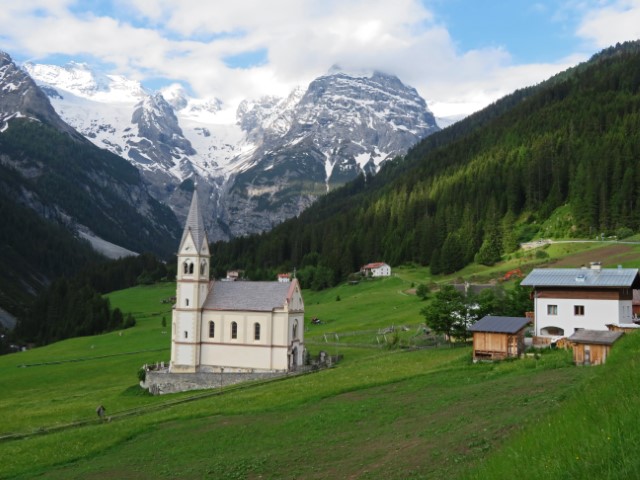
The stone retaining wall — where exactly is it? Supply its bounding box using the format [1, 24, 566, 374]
[144, 369, 287, 395]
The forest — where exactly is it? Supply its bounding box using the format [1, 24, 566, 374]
[210, 41, 640, 288]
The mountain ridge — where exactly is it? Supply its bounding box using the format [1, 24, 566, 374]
[23, 61, 439, 239]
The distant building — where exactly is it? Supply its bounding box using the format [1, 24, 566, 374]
[468, 315, 530, 361]
[225, 270, 245, 281]
[521, 263, 640, 341]
[170, 189, 305, 375]
[361, 262, 391, 277]
[277, 273, 291, 283]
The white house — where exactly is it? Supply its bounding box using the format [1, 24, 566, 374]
[361, 262, 391, 277]
[521, 263, 640, 340]
[170, 189, 305, 374]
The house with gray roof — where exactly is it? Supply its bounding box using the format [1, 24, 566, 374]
[170, 189, 305, 376]
[521, 263, 640, 341]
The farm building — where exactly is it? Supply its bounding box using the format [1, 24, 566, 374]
[568, 329, 624, 366]
[468, 315, 531, 361]
[521, 263, 640, 342]
[360, 262, 391, 277]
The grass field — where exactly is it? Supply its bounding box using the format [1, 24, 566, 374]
[1, 241, 640, 478]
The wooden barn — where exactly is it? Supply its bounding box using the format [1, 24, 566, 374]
[568, 329, 624, 366]
[468, 315, 531, 361]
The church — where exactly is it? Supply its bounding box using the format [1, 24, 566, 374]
[170, 189, 305, 374]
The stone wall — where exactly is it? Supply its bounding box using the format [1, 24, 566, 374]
[144, 369, 286, 395]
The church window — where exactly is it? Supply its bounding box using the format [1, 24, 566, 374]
[200, 261, 206, 276]
[231, 321, 238, 339]
[292, 320, 298, 339]
[209, 321, 215, 338]
[189, 263, 194, 274]
[185, 298, 189, 307]
[184, 331, 188, 339]
[254, 323, 261, 340]
[183, 262, 188, 274]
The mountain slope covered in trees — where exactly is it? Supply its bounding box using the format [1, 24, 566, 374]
[210, 41, 640, 286]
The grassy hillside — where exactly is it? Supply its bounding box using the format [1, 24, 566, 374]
[2, 243, 640, 478]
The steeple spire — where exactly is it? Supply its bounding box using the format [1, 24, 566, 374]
[180, 186, 208, 252]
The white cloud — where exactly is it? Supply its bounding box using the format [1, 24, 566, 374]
[576, 0, 640, 48]
[0, 0, 635, 119]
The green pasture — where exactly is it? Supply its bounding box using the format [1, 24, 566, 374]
[2, 241, 640, 478]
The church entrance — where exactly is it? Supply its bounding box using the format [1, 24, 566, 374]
[290, 347, 298, 370]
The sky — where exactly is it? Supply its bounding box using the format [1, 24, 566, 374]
[1, 0, 640, 119]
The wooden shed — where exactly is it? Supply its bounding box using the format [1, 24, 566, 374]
[568, 329, 624, 366]
[469, 315, 531, 361]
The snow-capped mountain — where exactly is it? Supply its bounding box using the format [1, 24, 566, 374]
[0, 52, 181, 258]
[23, 61, 439, 239]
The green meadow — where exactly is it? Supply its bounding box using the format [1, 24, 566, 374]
[1, 242, 640, 478]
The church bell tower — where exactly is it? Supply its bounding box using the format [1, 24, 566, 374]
[170, 186, 210, 373]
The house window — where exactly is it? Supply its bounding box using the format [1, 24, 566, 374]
[254, 322, 261, 340]
[574, 305, 585, 316]
[547, 305, 558, 315]
[209, 321, 215, 338]
[231, 321, 238, 339]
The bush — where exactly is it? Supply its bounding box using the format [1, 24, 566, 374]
[124, 313, 136, 329]
[137, 367, 146, 383]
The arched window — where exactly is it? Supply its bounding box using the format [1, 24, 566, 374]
[254, 322, 261, 341]
[209, 321, 215, 338]
[292, 320, 298, 339]
[184, 330, 188, 339]
[231, 321, 238, 339]
[185, 298, 189, 307]
[200, 260, 206, 276]
[189, 263, 194, 274]
[183, 262, 188, 274]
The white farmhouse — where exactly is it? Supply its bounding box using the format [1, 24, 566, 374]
[521, 263, 640, 340]
[360, 262, 391, 277]
[170, 189, 305, 374]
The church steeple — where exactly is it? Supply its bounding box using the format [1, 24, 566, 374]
[171, 184, 211, 373]
[179, 186, 209, 255]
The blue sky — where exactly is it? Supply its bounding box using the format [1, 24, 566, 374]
[1, 0, 639, 118]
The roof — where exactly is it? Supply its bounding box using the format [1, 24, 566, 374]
[521, 268, 639, 288]
[180, 188, 208, 252]
[362, 262, 388, 269]
[469, 315, 531, 334]
[568, 329, 624, 345]
[203, 280, 298, 311]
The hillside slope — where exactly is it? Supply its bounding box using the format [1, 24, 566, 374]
[210, 41, 640, 281]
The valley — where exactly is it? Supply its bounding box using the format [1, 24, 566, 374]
[2, 242, 640, 478]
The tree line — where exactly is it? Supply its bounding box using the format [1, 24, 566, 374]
[15, 253, 173, 346]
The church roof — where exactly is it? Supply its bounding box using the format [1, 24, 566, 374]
[203, 280, 297, 312]
[180, 188, 208, 251]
